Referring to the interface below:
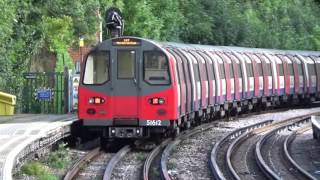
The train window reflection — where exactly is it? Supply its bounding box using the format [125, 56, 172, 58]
[83, 51, 109, 84]
[144, 51, 170, 85]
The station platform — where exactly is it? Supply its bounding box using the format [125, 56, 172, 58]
[0, 114, 78, 180]
[312, 115, 320, 139]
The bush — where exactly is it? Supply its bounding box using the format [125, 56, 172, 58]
[21, 162, 57, 180]
[47, 143, 70, 169]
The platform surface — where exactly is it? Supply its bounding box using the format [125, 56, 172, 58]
[0, 114, 77, 180]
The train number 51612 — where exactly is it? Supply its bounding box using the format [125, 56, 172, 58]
[146, 120, 162, 126]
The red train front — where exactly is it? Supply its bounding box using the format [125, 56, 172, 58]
[78, 37, 178, 138]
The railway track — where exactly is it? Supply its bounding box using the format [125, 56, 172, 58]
[142, 121, 221, 180]
[283, 126, 318, 180]
[211, 112, 320, 180]
[62, 108, 320, 180]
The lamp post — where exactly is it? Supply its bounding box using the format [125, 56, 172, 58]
[79, 37, 84, 63]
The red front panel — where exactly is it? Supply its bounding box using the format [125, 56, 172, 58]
[78, 87, 178, 122]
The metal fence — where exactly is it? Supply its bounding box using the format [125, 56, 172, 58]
[22, 70, 69, 114]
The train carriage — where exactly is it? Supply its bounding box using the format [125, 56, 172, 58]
[78, 36, 320, 138]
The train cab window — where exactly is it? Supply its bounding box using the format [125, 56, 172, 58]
[144, 51, 170, 85]
[288, 63, 294, 76]
[83, 51, 109, 84]
[118, 50, 135, 79]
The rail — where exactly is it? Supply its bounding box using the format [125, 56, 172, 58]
[255, 116, 310, 179]
[103, 145, 131, 180]
[209, 120, 273, 180]
[283, 126, 317, 180]
[63, 147, 101, 180]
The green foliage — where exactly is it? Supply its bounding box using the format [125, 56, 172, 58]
[1, 0, 320, 104]
[47, 143, 70, 169]
[21, 162, 57, 180]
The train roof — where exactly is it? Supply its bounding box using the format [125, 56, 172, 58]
[104, 36, 320, 56]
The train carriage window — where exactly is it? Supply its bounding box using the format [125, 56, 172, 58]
[279, 64, 284, 76]
[193, 63, 200, 82]
[257, 63, 263, 76]
[219, 64, 225, 79]
[268, 63, 272, 76]
[308, 64, 316, 76]
[229, 63, 234, 78]
[168, 49, 184, 84]
[246, 63, 253, 77]
[144, 51, 170, 85]
[298, 64, 303, 75]
[200, 51, 216, 80]
[83, 51, 109, 84]
[238, 64, 242, 78]
[288, 63, 294, 76]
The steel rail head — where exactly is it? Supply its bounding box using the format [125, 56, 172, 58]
[226, 131, 253, 180]
[143, 138, 171, 180]
[255, 116, 312, 180]
[103, 145, 131, 180]
[210, 120, 273, 180]
[161, 140, 180, 180]
[64, 147, 100, 180]
[283, 126, 318, 180]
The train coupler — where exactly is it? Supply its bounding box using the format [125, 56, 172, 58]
[109, 127, 144, 138]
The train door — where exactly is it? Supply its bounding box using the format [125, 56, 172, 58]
[257, 54, 269, 97]
[227, 53, 241, 101]
[265, 54, 278, 96]
[311, 56, 320, 97]
[233, 52, 247, 100]
[175, 49, 192, 113]
[246, 53, 260, 97]
[112, 48, 139, 118]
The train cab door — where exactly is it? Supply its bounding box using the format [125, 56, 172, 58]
[111, 48, 140, 119]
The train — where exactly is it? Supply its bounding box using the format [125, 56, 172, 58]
[78, 36, 320, 138]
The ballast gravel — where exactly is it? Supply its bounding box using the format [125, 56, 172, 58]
[111, 151, 148, 180]
[167, 107, 320, 180]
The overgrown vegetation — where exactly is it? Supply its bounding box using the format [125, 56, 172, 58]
[21, 162, 57, 180]
[20, 143, 70, 180]
[1, 0, 320, 101]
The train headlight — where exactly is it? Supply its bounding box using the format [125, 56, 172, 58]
[89, 98, 94, 104]
[158, 98, 165, 105]
[149, 97, 165, 105]
[88, 97, 105, 104]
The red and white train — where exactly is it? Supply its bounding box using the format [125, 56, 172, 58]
[78, 36, 320, 138]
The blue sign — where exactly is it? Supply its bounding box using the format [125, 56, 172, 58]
[36, 88, 53, 101]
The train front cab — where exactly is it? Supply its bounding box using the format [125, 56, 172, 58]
[79, 37, 179, 138]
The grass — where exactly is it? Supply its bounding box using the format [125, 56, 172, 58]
[136, 152, 146, 161]
[21, 143, 70, 179]
[21, 162, 57, 180]
[47, 143, 70, 169]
